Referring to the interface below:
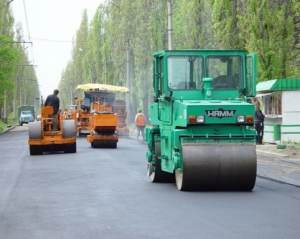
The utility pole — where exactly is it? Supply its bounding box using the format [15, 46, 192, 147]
[90, 68, 93, 83]
[105, 59, 107, 84]
[3, 90, 7, 123]
[13, 73, 19, 120]
[167, 0, 173, 50]
[126, 38, 130, 124]
[70, 85, 73, 105]
[14, 64, 37, 117]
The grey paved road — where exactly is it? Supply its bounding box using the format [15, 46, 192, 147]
[0, 126, 300, 239]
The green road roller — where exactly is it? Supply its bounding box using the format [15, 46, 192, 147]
[146, 50, 257, 191]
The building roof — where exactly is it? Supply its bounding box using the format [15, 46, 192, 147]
[256, 79, 300, 92]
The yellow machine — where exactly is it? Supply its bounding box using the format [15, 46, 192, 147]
[28, 100, 76, 155]
[87, 99, 119, 148]
[71, 98, 90, 136]
[75, 84, 130, 146]
[61, 105, 77, 121]
[115, 99, 130, 136]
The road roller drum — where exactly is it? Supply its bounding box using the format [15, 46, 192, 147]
[175, 144, 257, 191]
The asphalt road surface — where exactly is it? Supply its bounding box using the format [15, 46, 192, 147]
[1, 126, 300, 239]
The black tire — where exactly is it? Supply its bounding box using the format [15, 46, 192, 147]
[64, 143, 76, 153]
[91, 140, 117, 149]
[149, 142, 174, 183]
[29, 145, 43, 155]
[110, 141, 117, 149]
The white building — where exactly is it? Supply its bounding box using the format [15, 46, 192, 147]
[256, 79, 300, 144]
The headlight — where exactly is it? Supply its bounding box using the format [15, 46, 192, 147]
[196, 116, 204, 123]
[237, 115, 245, 122]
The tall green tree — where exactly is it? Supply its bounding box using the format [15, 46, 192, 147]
[59, 0, 300, 120]
[244, 0, 296, 80]
[0, 0, 17, 103]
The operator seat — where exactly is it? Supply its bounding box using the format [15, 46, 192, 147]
[42, 106, 54, 131]
[177, 81, 196, 89]
[82, 98, 91, 111]
[212, 75, 236, 89]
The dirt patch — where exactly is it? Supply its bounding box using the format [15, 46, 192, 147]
[256, 144, 300, 160]
[275, 145, 300, 159]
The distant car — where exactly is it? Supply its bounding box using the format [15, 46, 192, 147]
[19, 111, 35, 126]
[36, 114, 41, 121]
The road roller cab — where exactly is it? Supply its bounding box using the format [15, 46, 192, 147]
[146, 50, 258, 191]
[73, 97, 91, 136]
[28, 101, 76, 155]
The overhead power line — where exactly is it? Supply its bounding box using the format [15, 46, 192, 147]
[0, 40, 32, 44]
[24, 36, 95, 43]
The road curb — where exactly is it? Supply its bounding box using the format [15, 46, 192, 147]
[256, 149, 288, 157]
[0, 125, 16, 135]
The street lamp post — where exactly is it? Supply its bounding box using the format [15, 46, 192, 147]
[167, 0, 173, 50]
[70, 84, 73, 105]
[3, 90, 7, 123]
[90, 61, 94, 83]
[10, 64, 38, 120]
[126, 38, 130, 124]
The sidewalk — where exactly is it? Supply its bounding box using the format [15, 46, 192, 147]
[256, 143, 300, 187]
[0, 125, 15, 135]
[256, 143, 300, 160]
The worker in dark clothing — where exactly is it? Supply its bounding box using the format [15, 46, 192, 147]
[255, 101, 265, 144]
[44, 89, 60, 131]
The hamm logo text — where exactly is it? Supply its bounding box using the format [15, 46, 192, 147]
[205, 109, 236, 119]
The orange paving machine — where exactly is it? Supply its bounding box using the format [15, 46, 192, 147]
[115, 99, 130, 136]
[76, 84, 129, 148]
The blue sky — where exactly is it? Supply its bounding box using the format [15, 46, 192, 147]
[10, 0, 105, 98]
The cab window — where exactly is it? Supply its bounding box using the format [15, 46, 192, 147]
[167, 56, 203, 90]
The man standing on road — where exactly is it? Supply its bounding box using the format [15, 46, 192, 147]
[255, 101, 265, 145]
[135, 110, 146, 140]
[44, 89, 60, 131]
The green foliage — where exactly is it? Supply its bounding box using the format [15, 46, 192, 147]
[282, 139, 300, 147]
[211, 0, 248, 49]
[57, 0, 300, 120]
[243, 0, 297, 81]
[0, 1, 40, 120]
[3, 0, 298, 121]
[0, 35, 18, 85]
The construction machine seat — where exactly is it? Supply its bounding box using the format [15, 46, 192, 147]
[42, 106, 54, 131]
[82, 97, 91, 111]
[177, 81, 196, 89]
[212, 75, 237, 89]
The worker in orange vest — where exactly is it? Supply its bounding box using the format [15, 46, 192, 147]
[135, 110, 146, 140]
